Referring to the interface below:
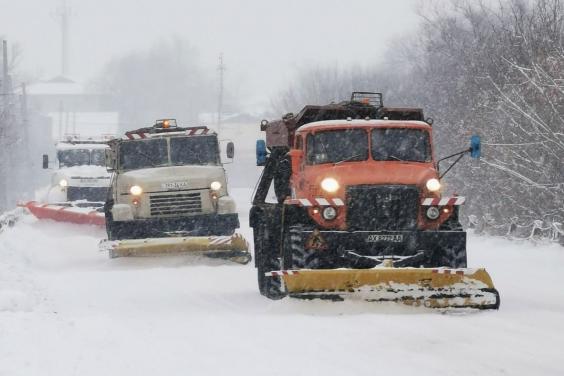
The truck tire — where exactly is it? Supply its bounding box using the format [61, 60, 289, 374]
[283, 225, 320, 269]
[255, 224, 285, 299]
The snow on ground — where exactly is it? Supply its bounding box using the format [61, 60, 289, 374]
[1, 122, 562, 375]
[1, 188, 563, 376]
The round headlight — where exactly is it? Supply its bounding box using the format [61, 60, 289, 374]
[210, 181, 222, 191]
[130, 185, 143, 196]
[321, 177, 340, 193]
[322, 206, 337, 220]
[58, 179, 68, 188]
[426, 178, 441, 192]
[426, 206, 440, 220]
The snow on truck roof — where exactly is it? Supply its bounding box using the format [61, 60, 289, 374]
[297, 119, 432, 131]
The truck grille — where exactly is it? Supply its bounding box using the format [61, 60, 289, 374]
[150, 192, 202, 216]
[67, 186, 108, 202]
[346, 185, 419, 230]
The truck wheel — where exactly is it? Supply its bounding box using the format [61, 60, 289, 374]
[284, 225, 319, 269]
[437, 245, 467, 268]
[255, 225, 285, 299]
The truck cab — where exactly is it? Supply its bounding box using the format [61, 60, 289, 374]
[43, 139, 111, 207]
[288, 119, 454, 232]
[104, 119, 239, 240]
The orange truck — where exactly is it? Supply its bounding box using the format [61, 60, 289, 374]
[250, 92, 499, 309]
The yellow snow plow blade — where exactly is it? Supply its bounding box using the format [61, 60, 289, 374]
[100, 234, 251, 264]
[269, 267, 500, 309]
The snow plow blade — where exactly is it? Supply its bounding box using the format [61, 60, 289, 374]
[269, 267, 500, 309]
[100, 234, 251, 264]
[21, 201, 105, 226]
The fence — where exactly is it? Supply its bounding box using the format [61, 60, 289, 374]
[467, 215, 564, 244]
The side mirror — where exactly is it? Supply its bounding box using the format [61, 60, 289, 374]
[256, 140, 267, 166]
[105, 149, 115, 172]
[42, 154, 49, 169]
[226, 142, 235, 159]
[470, 135, 481, 159]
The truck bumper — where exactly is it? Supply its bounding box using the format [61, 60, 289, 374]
[110, 213, 240, 239]
[290, 229, 466, 268]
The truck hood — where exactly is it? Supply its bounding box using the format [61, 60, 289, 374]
[301, 162, 438, 196]
[118, 165, 227, 194]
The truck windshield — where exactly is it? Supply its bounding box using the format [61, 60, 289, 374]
[91, 150, 106, 166]
[371, 128, 431, 162]
[58, 149, 107, 167]
[170, 136, 219, 165]
[119, 136, 220, 170]
[120, 139, 168, 170]
[306, 129, 368, 165]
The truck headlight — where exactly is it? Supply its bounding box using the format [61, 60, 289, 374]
[210, 181, 222, 191]
[58, 179, 68, 187]
[321, 177, 339, 193]
[426, 178, 441, 192]
[322, 207, 337, 220]
[426, 206, 440, 220]
[130, 185, 143, 196]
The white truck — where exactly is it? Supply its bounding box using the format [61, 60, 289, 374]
[42, 138, 111, 207]
[101, 119, 249, 263]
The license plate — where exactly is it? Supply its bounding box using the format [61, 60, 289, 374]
[80, 178, 98, 184]
[365, 234, 404, 243]
[162, 181, 190, 190]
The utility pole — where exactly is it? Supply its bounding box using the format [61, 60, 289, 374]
[55, 0, 71, 76]
[217, 53, 225, 134]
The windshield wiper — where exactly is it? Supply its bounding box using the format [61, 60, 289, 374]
[387, 155, 403, 161]
[134, 150, 161, 167]
[334, 153, 363, 165]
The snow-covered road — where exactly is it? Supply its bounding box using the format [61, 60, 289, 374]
[1, 192, 563, 376]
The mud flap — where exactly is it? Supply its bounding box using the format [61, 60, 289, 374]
[99, 233, 252, 264]
[267, 267, 500, 309]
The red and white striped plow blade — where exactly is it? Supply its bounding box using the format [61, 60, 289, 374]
[22, 201, 105, 226]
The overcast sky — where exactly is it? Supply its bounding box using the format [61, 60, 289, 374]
[0, 0, 419, 111]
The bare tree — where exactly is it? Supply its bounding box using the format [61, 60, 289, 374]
[94, 37, 218, 132]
